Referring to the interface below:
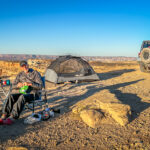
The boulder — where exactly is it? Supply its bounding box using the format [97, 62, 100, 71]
[99, 102, 131, 126]
[72, 90, 131, 126]
[80, 109, 104, 128]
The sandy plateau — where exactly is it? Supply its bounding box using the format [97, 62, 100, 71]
[0, 60, 150, 149]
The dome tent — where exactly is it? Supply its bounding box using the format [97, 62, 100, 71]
[45, 55, 99, 83]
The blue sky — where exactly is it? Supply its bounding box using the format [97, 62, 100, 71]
[0, 0, 149, 56]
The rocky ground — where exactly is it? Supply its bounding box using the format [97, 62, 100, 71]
[0, 61, 150, 150]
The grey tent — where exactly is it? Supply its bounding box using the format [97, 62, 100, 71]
[45, 55, 99, 83]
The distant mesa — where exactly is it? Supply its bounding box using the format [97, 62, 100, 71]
[0, 54, 137, 62]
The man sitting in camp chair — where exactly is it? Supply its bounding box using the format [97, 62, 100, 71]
[0, 60, 43, 125]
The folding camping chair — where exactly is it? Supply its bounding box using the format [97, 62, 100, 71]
[25, 76, 48, 113]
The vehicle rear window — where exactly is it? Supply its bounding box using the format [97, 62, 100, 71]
[143, 43, 150, 48]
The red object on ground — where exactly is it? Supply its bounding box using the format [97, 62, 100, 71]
[0, 119, 3, 125]
[3, 118, 13, 125]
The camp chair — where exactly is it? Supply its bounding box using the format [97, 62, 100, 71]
[25, 76, 48, 113]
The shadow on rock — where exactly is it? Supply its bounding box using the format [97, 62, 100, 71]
[110, 89, 150, 121]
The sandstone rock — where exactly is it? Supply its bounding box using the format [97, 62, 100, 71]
[72, 90, 131, 126]
[72, 104, 99, 115]
[80, 109, 104, 128]
[99, 102, 131, 126]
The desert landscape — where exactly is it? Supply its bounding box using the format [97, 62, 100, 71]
[0, 59, 150, 150]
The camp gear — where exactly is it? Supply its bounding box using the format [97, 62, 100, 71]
[50, 108, 60, 114]
[19, 86, 29, 94]
[0, 80, 10, 86]
[49, 110, 54, 117]
[24, 113, 42, 124]
[45, 55, 99, 83]
[39, 107, 56, 121]
[41, 109, 50, 121]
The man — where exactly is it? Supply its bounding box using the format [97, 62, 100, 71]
[0, 60, 43, 124]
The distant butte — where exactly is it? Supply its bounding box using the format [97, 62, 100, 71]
[0, 54, 137, 61]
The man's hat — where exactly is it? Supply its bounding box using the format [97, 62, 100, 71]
[20, 60, 28, 67]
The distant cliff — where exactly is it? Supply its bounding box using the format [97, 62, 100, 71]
[0, 54, 137, 61]
[0, 54, 56, 61]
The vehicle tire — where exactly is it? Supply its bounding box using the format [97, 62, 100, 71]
[139, 62, 149, 73]
[140, 48, 150, 63]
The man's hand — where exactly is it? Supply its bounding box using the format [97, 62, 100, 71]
[17, 82, 23, 88]
[23, 82, 32, 86]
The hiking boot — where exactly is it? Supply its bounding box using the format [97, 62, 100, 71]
[3, 117, 15, 125]
[0, 114, 7, 120]
[0, 119, 3, 125]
